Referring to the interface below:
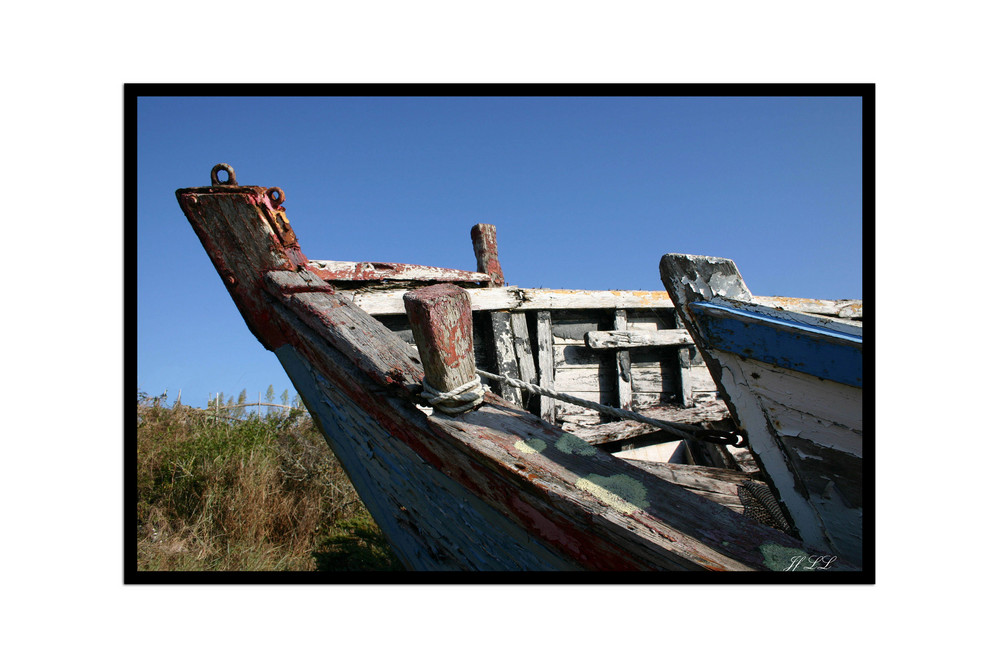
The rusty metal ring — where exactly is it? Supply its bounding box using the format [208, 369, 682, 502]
[211, 163, 237, 186]
[693, 429, 743, 447]
[266, 187, 286, 207]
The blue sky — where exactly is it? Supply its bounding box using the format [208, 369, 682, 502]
[137, 94, 863, 408]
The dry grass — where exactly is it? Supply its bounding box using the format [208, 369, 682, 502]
[136, 398, 402, 572]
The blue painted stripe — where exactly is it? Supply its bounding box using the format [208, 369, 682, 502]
[689, 302, 863, 388]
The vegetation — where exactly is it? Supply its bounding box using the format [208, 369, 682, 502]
[136, 389, 403, 572]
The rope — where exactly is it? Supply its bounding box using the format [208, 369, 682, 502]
[475, 369, 739, 446]
[420, 376, 486, 415]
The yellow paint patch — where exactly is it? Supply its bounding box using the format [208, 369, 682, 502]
[576, 474, 649, 515]
[514, 438, 547, 454]
[554, 433, 596, 456]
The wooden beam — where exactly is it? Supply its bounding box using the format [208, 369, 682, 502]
[585, 329, 694, 349]
[753, 296, 862, 320]
[309, 260, 491, 284]
[567, 398, 731, 446]
[536, 311, 556, 423]
[340, 287, 678, 316]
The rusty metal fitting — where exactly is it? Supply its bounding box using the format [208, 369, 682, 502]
[211, 163, 238, 186]
[266, 187, 286, 207]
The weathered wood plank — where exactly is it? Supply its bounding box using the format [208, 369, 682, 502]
[554, 343, 603, 367]
[586, 328, 694, 349]
[613, 310, 633, 412]
[553, 366, 675, 395]
[342, 286, 860, 322]
[510, 312, 538, 389]
[489, 311, 522, 403]
[674, 310, 693, 407]
[688, 364, 717, 393]
[309, 260, 491, 284]
[536, 311, 557, 423]
[753, 295, 862, 320]
[613, 440, 687, 464]
[568, 399, 732, 446]
[738, 357, 862, 448]
[341, 287, 677, 316]
[619, 460, 751, 494]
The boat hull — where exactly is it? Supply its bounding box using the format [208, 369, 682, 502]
[173, 170, 862, 572]
[276, 344, 579, 570]
[661, 254, 863, 564]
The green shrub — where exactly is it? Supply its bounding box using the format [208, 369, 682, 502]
[136, 396, 401, 572]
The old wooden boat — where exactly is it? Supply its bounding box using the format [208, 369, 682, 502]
[660, 254, 863, 565]
[175, 164, 861, 572]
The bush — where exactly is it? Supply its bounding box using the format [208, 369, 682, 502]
[136, 397, 402, 571]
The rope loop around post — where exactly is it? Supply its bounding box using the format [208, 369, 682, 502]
[420, 377, 485, 415]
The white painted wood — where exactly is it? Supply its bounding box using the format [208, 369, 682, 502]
[585, 329, 695, 349]
[674, 310, 693, 407]
[489, 312, 522, 404]
[536, 311, 557, 423]
[553, 343, 602, 368]
[752, 295, 862, 320]
[710, 347, 861, 561]
[553, 366, 670, 393]
[613, 440, 688, 464]
[613, 310, 632, 411]
[737, 357, 862, 444]
[718, 296, 863, 335]
[342, 286, 678, 316]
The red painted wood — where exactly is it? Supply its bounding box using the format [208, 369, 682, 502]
[403, 284, 477, 394]
[471, 223, 505, 287]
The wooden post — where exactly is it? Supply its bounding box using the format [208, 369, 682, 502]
[471, 223, 505, 286]
[614, 310, 633, 412]
[674, 310, 693, 407]
[511, 312, 538, 391]
[536, 311, 556, 423]
[489, 312, 522, 404]
[403, 284, 482, 413]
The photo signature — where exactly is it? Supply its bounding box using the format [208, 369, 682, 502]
[786, 554, 839, 571]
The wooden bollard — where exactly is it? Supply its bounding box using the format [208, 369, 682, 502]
[471, 223, 505, 287]
[403, 283, 484, 414]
